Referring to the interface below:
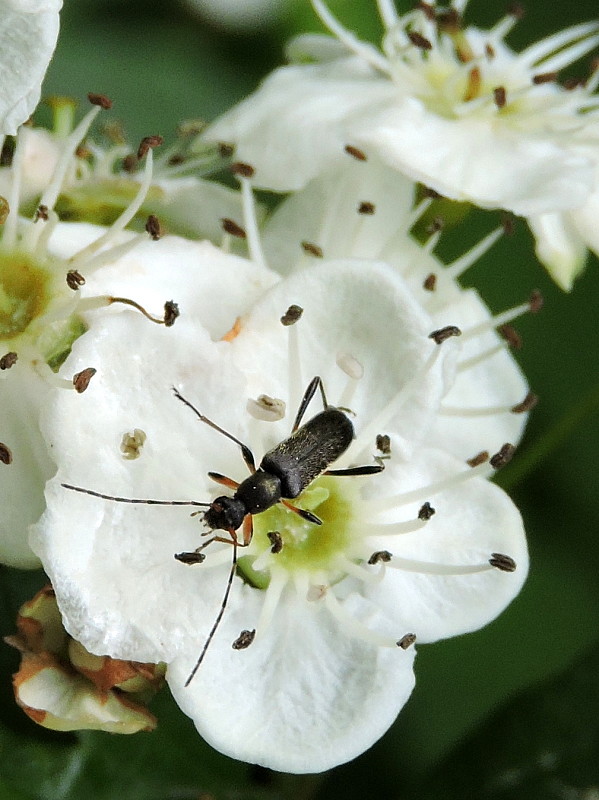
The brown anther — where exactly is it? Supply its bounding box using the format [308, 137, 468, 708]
[87, 92, 112, 110]
[429, 325, 462, 344]
[467, 450, 489, 468]
[0, 443, 12, 465]
[301, 240, 323, 258]
[35, 204, 49, 222]
[507, 3, 525, 20]
[423, 273, 437, 291]
[376, 434, 391, 455]
[267, 531, 283, 554]
[167, 154, 185, 166]
[485, 43, 496, 59]
[532, 71, 558, 85]
[563, 77, 586, 91]
[529, 290, 544, 313]
[501, 213, 515, 236]
[145, 214, 163, 241]
[232, 629, 256, 650]
[397, 633, 417, 650]
[122, 154, 138, 173]
[498, 324, 522, 350]
[73, 367, 96, 393]
[174, 551, 206, 565]
[0, 352, 17, 370]
[490, 443, 515, 469]
[66, 269, 85, 290]
[280, 305, 303, 326]
[511, 391, 538, 414]
[137, 135, 164, 160]
[231, 161, 255, 178]
[493, 86, 507, 108]
[368, 550, 392, 565]
[418, 501, 435, 520]
[464, 67, 482, 101]
[489, 552, 517, 572]
[408, 30, 433, 50]
[427, 216, 444, 234]
[437, 8, 461, 33]
[163, 300, 180, 327]
[344, 144, 367, 161]
[416, 2, 436, 22]
[75, 145, 91, 160]
[218, 142, 234, 158]
[358, 201, 376, 215]
[221, 217, 246, 239]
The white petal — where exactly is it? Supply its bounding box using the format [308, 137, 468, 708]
[352, 98, 594, 215]
[528, 212, 587, 291]
[0, 0, 62, 135]
[203, 59, 395, 191]
[0, 126, 60, 202]
[365, 448, 528, 643]
[168, 586, 416, 773]
[0, 365, 52, 568]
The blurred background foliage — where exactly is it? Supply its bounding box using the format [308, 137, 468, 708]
[1, 0, 599, 798]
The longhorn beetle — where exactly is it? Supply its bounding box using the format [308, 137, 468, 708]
[63, 375, 384, 684]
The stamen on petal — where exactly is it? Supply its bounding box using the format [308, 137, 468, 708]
[418, 501, 435, 520]
[254, 570, 287, 638]
[532, 71, 559, 84]
[445, 227, 503, 280]
[230, 161, 255, 179]
[344, 144, 368, 161]
[267, 531, 283, 553]
[493, 86, 507, 108]
[511, 391, 538, 413]
[467, 450, 489, 467]
[145, 215, 163, 241]
[463, 67, 482, 102]
[440, 392, 537, 416]
[0, 443, 13, 464]
[34, 205, 49, 222]
[87, 93, 113, 110]
[247, 395, 286, 422]
[323, 590, 400, 648]
[368, 550, 392, 565]
[361, 518, 428, 536]
[120, 428, 147, 460]
[336, 352, 363, 409]
[77, 296, 179, 326]
[0, 352, 18, 370]
[429, 325, 461, 344]
[388, 556, 499, 575]
[301, 241, 324, 258]
[423, 273, 437, 291]
[408, 31, 433, 51]
[221, 217, 246, 239]
[358, 201, 376, 215]
[489, 552, 517, 572]
[72, 367, 96, 393]
[66, 270, 86, 290]
[236, 167, 267, 268]
[232, 629, 256, 650]
[489, 443, 515, 468]
[457, 342, 506, 373]
[461, 292, 542, 342]
[498, 324, 522, 350]
[376, 434, 391, 455]
[281, 304, 304, 410]
[397, 633, 416, 649]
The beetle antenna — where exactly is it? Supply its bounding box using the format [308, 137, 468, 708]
[61, 483, 211, 507]
[185, 534, 239, 686]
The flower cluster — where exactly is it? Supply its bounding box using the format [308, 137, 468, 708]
[1, 0, 594, 778]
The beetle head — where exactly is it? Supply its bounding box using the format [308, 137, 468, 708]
[204, 496, 246, 532]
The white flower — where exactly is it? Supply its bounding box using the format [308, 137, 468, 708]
[0, 0, 62, 135]
[1, 100, 218, 567]
[32, 171, 529, 772]
[203, 0, 599, 217]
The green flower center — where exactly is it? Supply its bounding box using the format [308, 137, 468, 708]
[239, 476, 357, 589]
[0, 253, 53, 340]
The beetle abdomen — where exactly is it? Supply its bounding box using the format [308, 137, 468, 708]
[260, 409, 353, 498]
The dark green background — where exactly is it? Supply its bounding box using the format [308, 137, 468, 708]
[1, 1, 598, 797]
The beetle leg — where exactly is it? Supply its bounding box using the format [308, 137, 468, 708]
[280, 499, 322, 525]
[292, 376, 329, 432]
[242, 514, 253, 546]
[208, 472, 240, 490]
[324, 464, 385, 477]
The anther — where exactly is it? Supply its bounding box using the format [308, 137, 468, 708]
[493, 86, 507, 108]
[418, 501, 435, 520]
[120, 428, 146, 460]
[408, 31, 433, 50]
[280, 305, 303, 326]
[485, 43, 496, 59]
[529, 290, 544, 313]
[429, 325, 462, 344]
[35, 205, 49, 222]
[267, 531, 283, 554]
[511, 391, 538, 414]
[174, 551, 206, 565]
[437, 7, 461, 33]
[221, 217, 246, 238]
[489, 443, 515, 469]
[532, 71, 558, 84]
[247, 395, 286, 422]
[507, 2, 525, 19]
[145, 215, 163, 241]
[489, 553, 517, 572]
[344, 144, 367, 161]
[336, 352, 363, 380]
[397, 633, 417, 650]
[163, 300, 180, 327]
[358, 201, 376, 215]
[218, 142, 234, 158]
[72, 367, 96, 393]
[376, 434, 391, 455]
[464, 67, 482, 101]
[232, 629, 256, 650]
[563, 77, 586, 91]
[122, 154, 138, 173]
[498, 324, 522, 349]
[87, 92, 112, 110]
[368, 550, 392, 565]
[0, 352, 17, 370]
[301, 241, 323, 258]
[467, 450, 489, 467]
[107, 296, 179, 326]
[137, 135, 163, 160]
[423, 273, 437, 291]
[0, 443, 12, 465]
[231, 161, 255, 178]
[66, 269, 86, 290]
